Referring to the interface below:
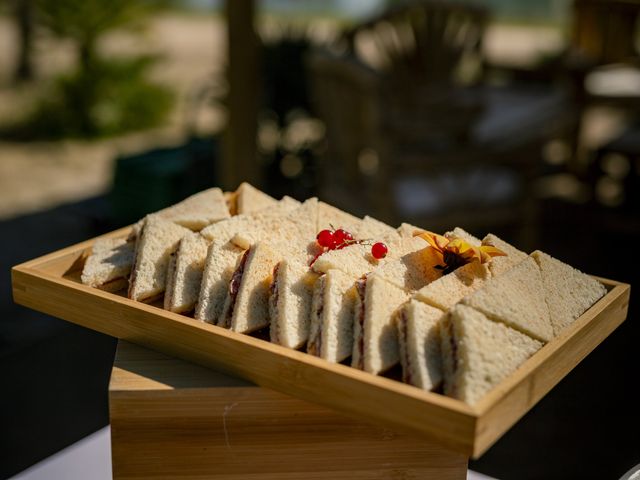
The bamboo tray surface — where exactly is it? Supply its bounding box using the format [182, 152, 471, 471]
[11, 227, 630, 458]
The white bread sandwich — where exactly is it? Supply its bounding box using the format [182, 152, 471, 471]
[163, 232, 210, 313]
[307, 268, 357, 362]
[234, 182, 279, 215]
[352, 274, 410, 374]
[128, 216, 191, 302]
[531, 250, 606, 335]
[356, 215, 399, 240]
[317, 201, 362, 233]
[308, 235, 429, 364]
[441, 304, 542, 404]
[81, 238, 135, 292]
[219, 242, 279, 332]
[167, 197, 298, 317]
[396, 299, 445, 390]
[461, 256, 554, 342]
[311, 235, 424, 278]
[481, 233, 528, 276]
[233, 199, 321, 346]
[230, 198, 319, 251]
[196, 240, 246, 323]
[413, 260, 492, 311]
[268, 204, 404, 350]
[397, 231, 518, 390]
[269, 259, 320, 348]
[195, 199, 300, 323]
[131, 187, 230, 237]
[412, 232, 525, 311]
[214, 199, 319, 336]
[352, 240, 444, 374]
[398, 232, 537, 392]
[223, 190, 236, 214]
[371, 241, 443, 291]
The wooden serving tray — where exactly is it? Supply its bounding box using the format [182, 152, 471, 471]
[11, 227, 631, 459]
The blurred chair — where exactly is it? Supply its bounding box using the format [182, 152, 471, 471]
[308, 1, 573, 248]
[565, 0, 640, 213]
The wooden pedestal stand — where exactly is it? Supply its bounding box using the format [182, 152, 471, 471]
[109, 341, 468, 479]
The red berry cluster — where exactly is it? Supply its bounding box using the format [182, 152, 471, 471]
[316, 228, 355, 250]
[310, 227, 388, 266]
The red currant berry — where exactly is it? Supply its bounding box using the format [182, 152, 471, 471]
[316, 229, 334, 248]
[371, 242, 388, 259]
[333, 228, 353, 246]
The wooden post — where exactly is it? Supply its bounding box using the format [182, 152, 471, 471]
[222, 0, 260, 190]
[109, 341, 469, 479]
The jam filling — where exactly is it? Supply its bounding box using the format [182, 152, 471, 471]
[399, 310, 412, 385]
[448, 320, 458, 396]
[307, 277, 325, 356]
[355, 276, 367, 369]
[269, 263, 280, 342]
[222, 249, 250, 328]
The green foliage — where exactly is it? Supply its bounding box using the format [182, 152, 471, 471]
[34, 0, 171, 69]
[35, 0, 159, 41]
[1, 0, 178, 140]
[4, 56, 174, 140]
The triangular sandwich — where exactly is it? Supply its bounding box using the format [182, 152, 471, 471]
[441, 304, 542, 404]
[531, 250, 606, 335]
[81, 238, 135, 292]
[163, 232, 210, 313]
[396, 299, 445, 390]
[128, 216, 191, 302]
[461, 257, 554, 342]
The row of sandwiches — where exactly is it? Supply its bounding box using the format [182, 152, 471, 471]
[81, 184, 607, 405]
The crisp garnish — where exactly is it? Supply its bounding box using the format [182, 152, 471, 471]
[416, 231, 506, 274]
[311, 227, 389, 265]
[371, 242, 388, 259]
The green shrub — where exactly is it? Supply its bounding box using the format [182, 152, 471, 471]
[4, 55, 174, 140]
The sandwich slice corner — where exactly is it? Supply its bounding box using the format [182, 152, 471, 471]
[352, 274, 410, 374]
[318, 201, 361, 233]
[397, 299, 445, 390]
[481, 233, 528, 276]
[414, 260, 491, 311]
[461, 256, 554, 342]
[81, 237, 135, 292]
[163, 232, 210, 313]
[269, 259, 320, 349]
[128, 216, 191, 302]
[531, 250, 607, 335]
[308, 269, 357, 362]
[219, 242, 279, 333]
[441, 304, 542, 405]
[235, 182, 279, 214]
[195, 239, 245, 324]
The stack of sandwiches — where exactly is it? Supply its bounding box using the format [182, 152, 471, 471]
[81, 184, 607, 406]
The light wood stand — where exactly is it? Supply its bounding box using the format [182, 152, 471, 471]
[109, 341, 468, 479]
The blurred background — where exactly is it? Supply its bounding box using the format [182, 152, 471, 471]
[1, 0, 638, 478]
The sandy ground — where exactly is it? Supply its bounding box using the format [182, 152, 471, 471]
[0, 13, 569, 220]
